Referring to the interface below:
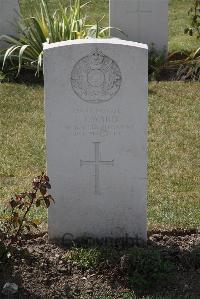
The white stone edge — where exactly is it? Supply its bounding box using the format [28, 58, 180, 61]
[43, 38, 148, 51]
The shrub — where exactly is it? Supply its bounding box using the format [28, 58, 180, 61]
[0, 0, 110, 75]
[167, 48, 200, 81]
[184, 0, 200, 39]
[148, 46, 166, 80]
[1, 173, 54, 243]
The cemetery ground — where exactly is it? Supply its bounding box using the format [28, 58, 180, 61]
[0, 1, 200, 299]
[0, 82, 199, 298]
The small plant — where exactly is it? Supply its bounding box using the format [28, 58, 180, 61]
[0, 239, 10, 269]
[184, 0, 200, 39]
[65, 247, 102, 270]
[127, 248, 174, 291]
[148, 45, 166, 80]
[181, 247, 200, 270]
[0, 0, 110, 75]
[1, 173, 54, 243]
[0, 70, 7, 83]
[167, 48, 200, 81]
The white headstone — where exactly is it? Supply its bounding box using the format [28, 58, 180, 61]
[44, 39, 148, 243]
[0, 0, 19, 49]
[110, 0, 168, 53]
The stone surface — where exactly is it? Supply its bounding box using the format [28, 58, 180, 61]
[109, 0, 168, 53]
[0, 0, 19, 48]
[44, 39, 148, 242]
[2, 283, 18, 295]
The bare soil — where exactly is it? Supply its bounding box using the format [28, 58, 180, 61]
[0, 229, 200, 299]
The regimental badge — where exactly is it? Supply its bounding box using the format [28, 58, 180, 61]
[71, 48, 122, 104]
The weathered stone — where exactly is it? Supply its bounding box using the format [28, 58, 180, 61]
[0, 0, 19, 49]
[44, 39, 148, 243]
[110, 0, 168, 53]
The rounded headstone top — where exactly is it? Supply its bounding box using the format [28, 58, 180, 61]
[43, 38, 148, 50]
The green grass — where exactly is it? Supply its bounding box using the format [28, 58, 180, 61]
[168, 0, 200, 52]
[0, 82, 199, 229]
[0, 84, 45, 220]
[0, 0, 199, 230]
[148, 82, 200, 229]
[19, 0, 109, 27]
[19, 0, 199, 53]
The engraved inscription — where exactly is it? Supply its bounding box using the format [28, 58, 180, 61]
[71, 49, 122, 103]
[80, 142, 114, 195]
[65, 107, 135, 137]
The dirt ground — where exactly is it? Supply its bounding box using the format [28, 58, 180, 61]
[0, 229, 200, 299]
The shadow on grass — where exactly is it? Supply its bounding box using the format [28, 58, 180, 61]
[148, 87, 158, 95]
[0, 68, 43, 86]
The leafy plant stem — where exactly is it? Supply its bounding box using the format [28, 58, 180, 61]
[13, 195, 35, 241]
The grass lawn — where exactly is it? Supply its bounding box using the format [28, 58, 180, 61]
[0, 82, 199, 230]
[0, 0, 199, 230]
[19, 0, 199, 52]
[148, 82, 200, 230]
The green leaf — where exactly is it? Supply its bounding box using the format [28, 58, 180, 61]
[44, 197, 50, 208]
[0, 0, 116, 74]
[10, 199, 18, 209]
[40, 185, 46, 196]
[36, 199, 41, 207]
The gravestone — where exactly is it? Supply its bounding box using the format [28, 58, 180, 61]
[110, 0, 168, 53]
[0, 0, 19, 48]
[44, 39, 148, 243]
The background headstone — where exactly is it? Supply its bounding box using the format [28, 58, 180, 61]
[0, 0, 19, 49]
[110, 0, 168, 53]
[44, 39, 148, 243]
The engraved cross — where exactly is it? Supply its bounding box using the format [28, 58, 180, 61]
[80, 142, 114, 195]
